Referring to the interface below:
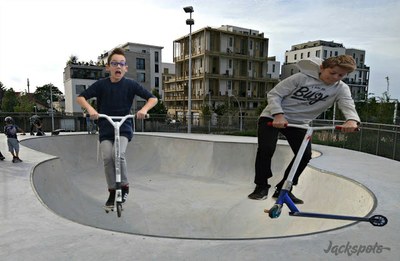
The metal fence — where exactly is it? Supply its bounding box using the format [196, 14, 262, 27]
[1, 112, 399, 161]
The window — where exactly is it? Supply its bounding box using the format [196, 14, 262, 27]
[75, 84, 86, 95]
[335, 51, 338, 56]
[229, 59, 232, 69]
[300, 53, 303, 59]
[229, 37, 233, 47]
[323, 50, 327, 58]
[316, 50, 321, 57]
[307, 52, 310, 57]
[136, 58, 145, 70]
[294, 54, 297, 60]
[137, 73, 145, 82]
[155, 51, 159, 62]
[155, 64, 159, 73]
[272, 64, 276, 73]
[155, 77, 159, 87]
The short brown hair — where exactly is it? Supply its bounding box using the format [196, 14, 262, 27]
[107, 47, 126, 65]
[322, 55, 356, 73]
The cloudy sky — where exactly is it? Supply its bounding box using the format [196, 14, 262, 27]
[1, 0, 399, 100]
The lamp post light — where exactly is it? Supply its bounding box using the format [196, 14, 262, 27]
[184, 6, 194, 133]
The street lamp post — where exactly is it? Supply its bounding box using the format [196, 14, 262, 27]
[229, 94, 242, 131]
[49, 85, 54, 132]
[184, 6, 194, 133]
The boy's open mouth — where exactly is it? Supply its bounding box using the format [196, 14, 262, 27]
[115, 70, 122, 75]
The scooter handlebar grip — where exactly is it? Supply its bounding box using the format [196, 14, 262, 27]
[267, 122, 288, 127]
[335, 126, 360, 132]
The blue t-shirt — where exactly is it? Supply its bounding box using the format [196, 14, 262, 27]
[4, 125, 19, 139]
[79, 77, 155, 142]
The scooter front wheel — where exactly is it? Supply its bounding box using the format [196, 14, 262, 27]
[266, 204, 283, 219]
[117, 203, 122, 217]
[369, 215, 388, 226]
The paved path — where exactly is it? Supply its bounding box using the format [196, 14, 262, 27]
[0, 132, 398, 260]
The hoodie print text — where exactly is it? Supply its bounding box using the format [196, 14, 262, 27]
[291, 86, 329, 105]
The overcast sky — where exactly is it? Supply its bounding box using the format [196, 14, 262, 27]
[1, 0, 399, 100]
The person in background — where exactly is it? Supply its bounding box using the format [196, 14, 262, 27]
[29, 114, 44, 136]
[4, 116, 26, 163]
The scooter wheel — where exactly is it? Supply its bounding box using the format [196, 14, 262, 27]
[117, 203, 122, 218]
[369, 215, 388, 226]
[268, 204, 282, 219]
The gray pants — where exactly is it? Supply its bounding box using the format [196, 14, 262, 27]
[100, 137, 129, 189]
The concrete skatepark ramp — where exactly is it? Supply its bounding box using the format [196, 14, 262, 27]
[22, 133, 375, 239]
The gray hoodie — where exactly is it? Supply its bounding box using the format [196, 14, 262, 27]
[260, 58, 360, 124]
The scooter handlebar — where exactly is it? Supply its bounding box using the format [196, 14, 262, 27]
[97, 114, 149, 125]
[267, 122, 359, 131]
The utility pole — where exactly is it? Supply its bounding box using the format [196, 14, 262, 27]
[385, 76, 390, 97]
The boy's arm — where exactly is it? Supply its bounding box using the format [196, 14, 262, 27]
[18, 127, 26, 135]
[76, 96, 99, 119]
[136, 97, 158, 119]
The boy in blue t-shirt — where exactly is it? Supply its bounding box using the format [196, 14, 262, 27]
[76, 47, 158, 210]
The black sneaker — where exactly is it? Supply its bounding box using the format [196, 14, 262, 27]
[0, 154, 5, 160]
[122, 185, 129, 203]
[105, 189, 116, 207]
[272, 189, 304, 204]
[248, 185, 271, 200]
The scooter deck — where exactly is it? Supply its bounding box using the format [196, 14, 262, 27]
[289, 212, 387, 226]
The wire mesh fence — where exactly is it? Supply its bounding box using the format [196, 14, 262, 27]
[1, 112, 399, 161]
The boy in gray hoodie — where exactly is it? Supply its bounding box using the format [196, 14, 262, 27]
[248, 55, 360, 203]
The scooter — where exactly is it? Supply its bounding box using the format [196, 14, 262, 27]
[264, 123, 388, 227]
[98, 113, 148, 217]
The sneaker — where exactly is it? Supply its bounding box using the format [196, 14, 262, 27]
[14, 157, 22, 163]
[105, 189, 116, 208]
[272, 189, 304, 204]
[122, 185, 129, 203]
[0, 154, 5, 160]
[248, 185, 271, 200]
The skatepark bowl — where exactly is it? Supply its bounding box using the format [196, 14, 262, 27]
[23, 133, 376, 240]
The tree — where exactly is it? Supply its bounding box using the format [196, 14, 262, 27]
[67, 55, 78, 65]
[1, 88, 18, 112]
[0, 81, 6, 111]
[14, 93, 36, 112]
[148, 90, 167, 115]
[34, 84, 63, 106]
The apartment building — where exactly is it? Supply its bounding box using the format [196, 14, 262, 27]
[63, 42, 163, 114]
[281, 40, 369, 101]
[164, 25, 279, 122]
